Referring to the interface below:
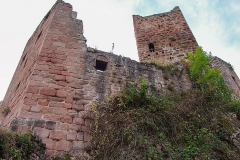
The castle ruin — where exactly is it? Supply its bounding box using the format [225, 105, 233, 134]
[0, 0, 240, 158]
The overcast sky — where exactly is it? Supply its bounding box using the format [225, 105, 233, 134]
[0, 0, 239, 100]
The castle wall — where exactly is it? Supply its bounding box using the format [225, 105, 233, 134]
[2, 0, 239, 158]
[0, 1, 59, 127]
[210, 57, 240, 98]
[133, 7, 198, 65]
[0, 1, 192, 157]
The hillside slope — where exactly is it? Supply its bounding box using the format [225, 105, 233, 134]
[88, 48, 240, 160]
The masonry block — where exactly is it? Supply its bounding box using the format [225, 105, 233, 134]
[49, 131, 66, 140]
[56, 140, 72, 151]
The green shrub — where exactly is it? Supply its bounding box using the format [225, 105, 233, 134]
[0, 130, 45, 159]
[187, 47, 231, 104]
[88, 78, 240, 160]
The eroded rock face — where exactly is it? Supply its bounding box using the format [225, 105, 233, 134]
[232, 129, 240, 150]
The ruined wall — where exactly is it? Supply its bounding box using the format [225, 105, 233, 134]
[9, 46, 192, 158]
[133, 6, 198, 65]
[210, 57, 240, 98]
[0, 1, 59, 127]
[0, 1, 192, 158]
[2, 0, 240, 158]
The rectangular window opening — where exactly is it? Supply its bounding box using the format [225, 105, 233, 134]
[95, 60, 108, 71]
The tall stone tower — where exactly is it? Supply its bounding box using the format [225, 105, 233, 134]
[133, 7, 198, 65]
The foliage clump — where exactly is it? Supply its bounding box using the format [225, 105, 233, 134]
[88, 47, 240, 160]
[188, 47, 240, 119]
[187, 47, 231, 104]
[0, 130, 45, 160]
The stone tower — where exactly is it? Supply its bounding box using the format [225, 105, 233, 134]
[133, 6, 198, 65]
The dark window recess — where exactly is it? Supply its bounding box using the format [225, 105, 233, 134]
[149, 43, 155, 52]
[232, 76, 240, 89]
[15, 83, 20, 91]
[44, 11, 50, 19]
[169, 43, 172, 46]
[95, 60, 108, 71]
[36, 31, 42, 43]
[156, 52, 158, 55]
[24, 58, 28, 68]
[21, 54, 26, 65]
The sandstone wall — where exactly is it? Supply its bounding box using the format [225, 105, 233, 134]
[210, 56, 240, 98]
[0, 1, 192, 157]
[0, 1, 59, 127]
[133, 6, 198, 65]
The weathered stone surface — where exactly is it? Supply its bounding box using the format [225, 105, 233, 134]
[56, 140, 72, 151]
[34, 127, 50, 138]
[1, 0, 240, 159]
[133, 7, 198, 65]
[46, 121, 56, 130]
[49, 131, 66, 140]
[40, 88, 56, 96]
[67, 131, 77, 141]
[42, 138, 56, 150]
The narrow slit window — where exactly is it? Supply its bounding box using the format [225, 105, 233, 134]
[149, 43, 155, 52]
[36, 31, 42, 43]
[232, 76, 240, 89]
[95, 60, 108, 71]
[15, 83, 20, 91]
[24, 58, 28, 68]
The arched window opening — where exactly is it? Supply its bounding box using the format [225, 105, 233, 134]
[149, 43, 155, 52]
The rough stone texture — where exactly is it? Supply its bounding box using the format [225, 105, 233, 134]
[0, 0, 239, 159]
[133, 6, 198, 65]
[210, 56, 240, 98]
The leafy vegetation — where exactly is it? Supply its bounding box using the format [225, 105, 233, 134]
[187, 47, 231, 104]
[88, 47, 240, 159]
[188, 47, 240, 119]
[0, 130, 45, 160]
